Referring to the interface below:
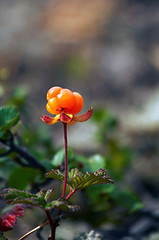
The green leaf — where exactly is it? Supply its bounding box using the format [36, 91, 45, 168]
[86, 155, 106, 172]
[36, 189, 52, 201]
[1, 188, 80, 212]
[1, 188, 35, 204]
[46, 168, 113, 192]
[8, 167, 40, 190]
[51, 147, 73, 167]
[68, 168, 83, 179]
[46, 169, 65, 182]
[51, 148, 65, 167]
[1, 188, 48, 208]
[69, 169, 113, 191]
[0, 106, 20, 132]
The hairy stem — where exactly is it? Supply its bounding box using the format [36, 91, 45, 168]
[62, 123, 68, 198]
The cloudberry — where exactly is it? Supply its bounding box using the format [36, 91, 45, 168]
[47, 86, 62, 101]
[46, 86, 84, 115]
[47, 97, 62, 114]
[57, 89, 76, 109]
[65, 92, 84, 115]
[42, 86, 93, 125]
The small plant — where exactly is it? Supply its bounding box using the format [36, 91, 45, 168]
[0, 86, 113, 240]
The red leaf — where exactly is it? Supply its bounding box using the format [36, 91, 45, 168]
[5, 215, 16, 229]
[0, 205, 24, 232]
[0, 215, 16, 231]
[12, 205, 24, 217]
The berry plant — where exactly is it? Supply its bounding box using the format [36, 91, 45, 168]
[0, 86, 114, 240]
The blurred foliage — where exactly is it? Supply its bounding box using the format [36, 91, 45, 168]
[73, 230, 103, 240]
[0, 235, 7, 240]
[0, 68, 10, 81]
[65, 55, 90, 79]
[7, 86, 28, 110]
[92, 108, 133, 180]
[0, 106, 20, 134]
[7, 167, 41, 190]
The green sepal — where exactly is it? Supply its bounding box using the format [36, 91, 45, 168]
[0, 106, 20, 132]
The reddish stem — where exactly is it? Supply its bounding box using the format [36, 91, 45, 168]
[46, 123, 68, 239]
[45, 210, 57, 240]
[18, 221, 49, 240]
[66, 190, 76, 200]
[62, 123, 68, 198]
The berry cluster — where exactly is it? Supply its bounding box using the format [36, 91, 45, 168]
[46, 86, 84, 115]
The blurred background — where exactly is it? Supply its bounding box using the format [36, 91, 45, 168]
[1, 0, 159, 239]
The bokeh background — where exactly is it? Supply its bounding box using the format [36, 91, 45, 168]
[1, 0, 159, 239]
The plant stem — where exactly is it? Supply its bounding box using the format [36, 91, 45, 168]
[0, 132, 46, 172]
[45, 210, 56, 240]
[18, 214, 65, 240]
[18, 221, 49, 240]
[66, 190, 76, 200]
[45, 123, 68, 239]
[62, 123, 68, 198]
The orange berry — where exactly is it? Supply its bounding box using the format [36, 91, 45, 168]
[47, 86, 62, 101]
[57, 89, 75, 109]
[47, 97, 62, 114]
[65, 92, 84, 114]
